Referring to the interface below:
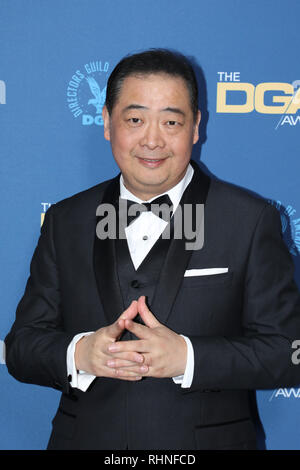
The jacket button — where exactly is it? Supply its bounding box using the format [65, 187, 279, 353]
[131, 280, 139, 288]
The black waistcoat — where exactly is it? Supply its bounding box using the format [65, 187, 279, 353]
[115, 228, 172, 315]
[93, 159, 210, 330]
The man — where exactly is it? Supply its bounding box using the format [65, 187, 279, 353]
[5, 49, 300, 450]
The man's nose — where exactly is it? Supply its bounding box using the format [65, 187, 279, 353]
[139, 122, 165, 149]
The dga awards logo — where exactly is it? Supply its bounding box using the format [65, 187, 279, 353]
[269, 340, 300, 401]
[216, 73, 300, 128]
[269, 388, 300, 401]
[66, 60, 109, 126]
[269, 200, 300, 257]
[41, 202, 51, 226]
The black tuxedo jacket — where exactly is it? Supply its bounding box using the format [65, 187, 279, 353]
[5, 162, 300, 450]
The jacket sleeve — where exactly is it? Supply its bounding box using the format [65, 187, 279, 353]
[5, 205, 74, 393]
[188, 203, 300, 392]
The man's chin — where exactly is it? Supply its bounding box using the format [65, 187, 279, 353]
[129, 177, 170, 199]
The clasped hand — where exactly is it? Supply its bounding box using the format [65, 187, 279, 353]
[75, 296, 187, 381]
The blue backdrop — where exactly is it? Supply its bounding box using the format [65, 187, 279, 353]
[0, 0, 299, 450]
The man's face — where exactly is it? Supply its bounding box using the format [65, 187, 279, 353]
[102, 73, 201, 200]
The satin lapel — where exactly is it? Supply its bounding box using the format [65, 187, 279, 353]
[93, 174, 125, 325]
[151, 162, 211, 325]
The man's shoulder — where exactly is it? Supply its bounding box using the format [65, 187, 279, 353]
[208, 176, 272, 220]
[50, 177, 116, 221]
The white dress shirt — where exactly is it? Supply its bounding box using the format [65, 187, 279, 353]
[67, 164, 195, 391]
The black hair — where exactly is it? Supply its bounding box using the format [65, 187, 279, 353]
[105, 49, 199, 121]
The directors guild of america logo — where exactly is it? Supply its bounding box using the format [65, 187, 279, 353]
[268, 200, 300, 257]
[66, 60, 109, 126]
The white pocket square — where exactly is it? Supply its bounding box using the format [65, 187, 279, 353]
[184, 268, 229, 277]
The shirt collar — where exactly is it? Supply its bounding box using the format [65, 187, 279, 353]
[119, 163, 194, 212]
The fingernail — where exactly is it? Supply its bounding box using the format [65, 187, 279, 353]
[107, 360, 115, 367]
[140, 365, 148, 372]
[108, 344, 119, 352]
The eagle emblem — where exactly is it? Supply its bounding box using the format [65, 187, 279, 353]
[86, 76, 107, 114]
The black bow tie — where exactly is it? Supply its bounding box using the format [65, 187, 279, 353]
[120, 194, 173, 226]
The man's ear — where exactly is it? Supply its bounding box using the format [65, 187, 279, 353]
[193, 110, 201, 145]
[102, 105, 111, 141]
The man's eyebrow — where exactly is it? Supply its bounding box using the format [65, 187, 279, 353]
[122, 104, 186, 116]
[122, 104, 148, 112]
[160, 107, 186, 116]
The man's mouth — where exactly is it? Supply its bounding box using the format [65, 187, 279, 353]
[137, 157, 167, 168]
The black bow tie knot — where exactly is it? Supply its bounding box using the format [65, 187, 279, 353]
[120, 194, 173, 226]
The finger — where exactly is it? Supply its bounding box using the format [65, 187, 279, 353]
[107, 351, 144, 364]
[107, 367, 145, 378]
[108, 318, 125, 338]
[124, 318, 151, 339]
[109, 301, 138, 337]
[137, 296, 160, 328]
[107, 358, 144, 368]
[108, 339, 148, 354]
[111, 366, 148, 378]
[119, 300, 138, 321]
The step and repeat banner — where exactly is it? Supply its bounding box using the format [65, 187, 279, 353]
[0, 0, 299, 450]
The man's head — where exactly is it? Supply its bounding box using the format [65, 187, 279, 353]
[105, 49, 199, 122]
[102, 49, 201, 200]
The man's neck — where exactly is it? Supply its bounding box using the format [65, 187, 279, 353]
[120, 164, 194, 212]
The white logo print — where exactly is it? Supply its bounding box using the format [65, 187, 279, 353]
[66, 60, 109, 126]
[0, 80, 6, 104]
[269, 388, 300, 401]
[86, 76, 106, 114]
[268, 200, 300, 257]
[0, 340, 6, 364]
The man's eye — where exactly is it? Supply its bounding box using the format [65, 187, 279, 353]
[167, 121, 178, 126]
[129, 118, 142, 124]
